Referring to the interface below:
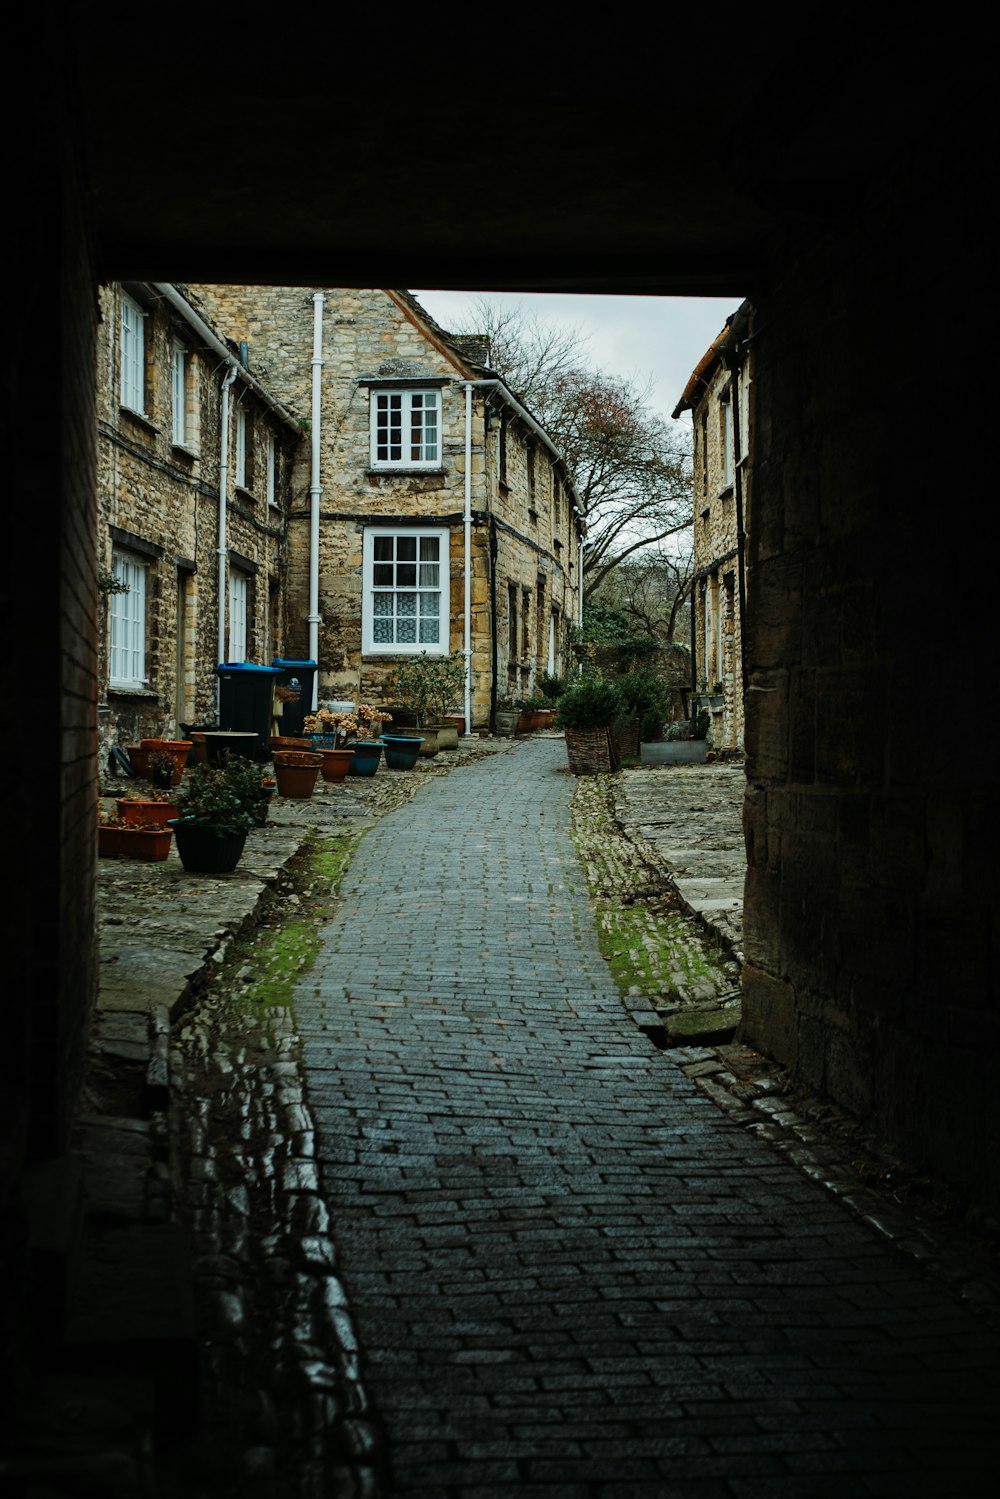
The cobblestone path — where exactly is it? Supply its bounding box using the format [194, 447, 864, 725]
[298, 739, 1000, 1498]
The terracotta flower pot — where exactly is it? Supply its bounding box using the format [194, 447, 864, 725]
[98, 824, 173, 861]
[317, 747, 355, 783]
[115, 799, 178, 828]
[272, 749, 323, 798]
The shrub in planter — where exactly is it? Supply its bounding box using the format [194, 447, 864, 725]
[555, 676, 626, 732]
[173, 756, 269, 834]
[556, 676, 626, 776]
[617, 667, 671, 744]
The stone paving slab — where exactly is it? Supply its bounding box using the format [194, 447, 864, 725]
[294, 740, 1000, 1497]
[614, 764, 747, 960]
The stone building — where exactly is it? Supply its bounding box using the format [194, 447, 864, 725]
[673, 303, 753, 752]
[186, 286, 582, 729]
[96, 283, 302, 752]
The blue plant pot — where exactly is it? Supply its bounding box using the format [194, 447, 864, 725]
[347, 740, 383, 776]
[382, 734, 423, 770]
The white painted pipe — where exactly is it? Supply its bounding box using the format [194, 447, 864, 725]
[308, 292, 325, 709]
[217, 364, 239, 710]
[463, 381, 473, 735]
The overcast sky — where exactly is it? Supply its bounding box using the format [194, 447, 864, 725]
[411, 290, 742, 427]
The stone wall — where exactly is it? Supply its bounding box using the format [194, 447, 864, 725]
[96, 285, 297, 750]
[741, 122, 997, 1209]
[688, 328, 751, 752]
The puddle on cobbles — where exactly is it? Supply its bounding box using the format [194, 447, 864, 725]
[170, 867, 384, 1499]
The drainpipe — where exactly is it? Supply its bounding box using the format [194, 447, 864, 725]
[578, 534, 586, 627]
[720, 346, 748, 702]
[488, 519, 499, 729]
[217, 364, 239, 711]
[463, 382, 473, 735]
[308, 293, 325, 709]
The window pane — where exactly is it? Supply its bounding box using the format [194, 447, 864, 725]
[397, 564, 416, 586]
[397, 593, 416, 617]
[397, 537, 417, 560]
[373, 537, 393, 561]
[420, 592, 439, 617]
[398, 618, 417, 643]
[418, 563, 439, 586]
[373, 593, 392, 616]
[373, 564, 393, 586]
[419, 537, 439, 560]
[419, 618, 440, 644]
[373, 619, 393, 643]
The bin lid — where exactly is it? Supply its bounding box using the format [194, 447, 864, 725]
[216, 663, 281, 674]
[273, 658, 317, 668]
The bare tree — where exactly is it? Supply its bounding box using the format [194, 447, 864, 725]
[588, 540, 694, 644]
[467, 301, 692, 600]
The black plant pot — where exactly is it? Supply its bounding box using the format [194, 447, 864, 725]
[168, 819, 248, 873]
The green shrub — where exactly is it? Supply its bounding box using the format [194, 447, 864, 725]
[617, 668, 670, 742]
[555, 676, 626, 730]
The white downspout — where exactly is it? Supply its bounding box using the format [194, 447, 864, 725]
[579, 533, 586, 627]
[463, 382, 473, 735]
[308, 293, 325, 709]
[217, 364, 239, 711]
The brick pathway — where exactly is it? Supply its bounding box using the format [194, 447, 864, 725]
[299, 739, 1000, 1498]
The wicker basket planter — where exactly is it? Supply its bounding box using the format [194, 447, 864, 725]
[564, 726, 619, 776]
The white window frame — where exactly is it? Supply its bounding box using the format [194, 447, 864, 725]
[370, 388, 442, 469]
[235, 408, 248, 489]
[171, 340, 187, 446]
[266, 434, 277, 507]
[120, 294, 146, 416]
[109, 551, 147, 688]
[362, 527, 449, 655]
[229, 569, 249, 662]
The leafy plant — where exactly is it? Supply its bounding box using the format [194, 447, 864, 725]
[174, 756, 269, 834]
[97, 568, 130, 596]
[538, 672, 565, 700]
[555, 675, 626, 731]
[617, 668, 670, 742]
[690, 708, 710, 741]
[393, 651, 466, 721]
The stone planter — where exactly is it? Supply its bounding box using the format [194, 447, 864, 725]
[434, 719, 459, 751]
[640, 740, 708, 765]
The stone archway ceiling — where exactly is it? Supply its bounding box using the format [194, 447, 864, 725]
[65, 16, 978, 295]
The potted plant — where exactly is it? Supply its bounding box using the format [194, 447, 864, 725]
[640, 709, 709, 765]
[393, 652, 465, 752]
[98, 810, 173, 862]
[494, 696, 520, 737]
[114, 787, 178, 828]
[555, 674, 626, 775]
[616, 668, 670, 760]
[168, 755, 269, 872]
